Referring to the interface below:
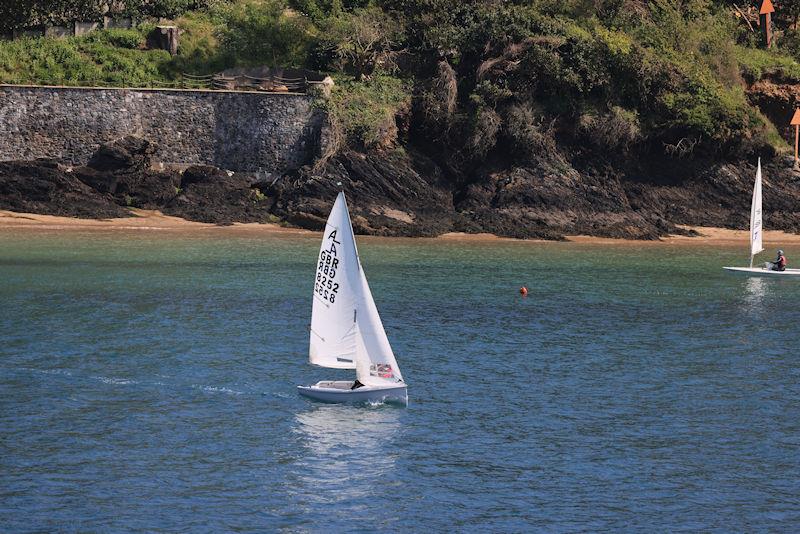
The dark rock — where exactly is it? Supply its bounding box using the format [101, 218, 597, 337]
[87, 136, 154, 174]
[180, 165, 230, 187]
[6, 131, 800, 241]
[268, 148, 455, 237]
[76, 137, 178, 208]
[161, 166, 275, 225]
[625, 162, 800, 234]
[0, 160, 130, 218]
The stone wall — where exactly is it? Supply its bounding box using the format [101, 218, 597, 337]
[0, 85, 324, 173]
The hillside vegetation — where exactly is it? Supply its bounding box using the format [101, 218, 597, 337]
[1, 0, 800, 161]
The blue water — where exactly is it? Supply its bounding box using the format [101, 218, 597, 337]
[1, 230, 799, 531]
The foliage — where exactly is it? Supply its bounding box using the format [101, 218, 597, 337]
[578, 106, 641, 152]
[736, 45, 800, 81]
[288, 0, 369, 22]
[137, 0, 217, 19]
[0, 0, 217, 32]
[93, 28, 144, 49]
[418, 60, 457, 136]
[1, 0, 800, 157]
[503, 103, 558, 161]
[0, 27, 170, 86]
[322, 74, 411, 148]
[168, 10, 225, 73]
[215, 0, 315, 67]
[315, 6, 401, 79]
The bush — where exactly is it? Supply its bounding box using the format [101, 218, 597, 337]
[465, 107, 501, 160]
[503, 103, 558, 160]
[735, 46, 800, 82]
[315, 6, 401, 80]
[578, 106, 641, 152]
[323, 74, 411, 149]
[216, 0, 315, 67]
[288, 0, 370, 23]
[97, 29, 144, 50]
[0, 28, 171, 86]
[419, 60, 458, 135]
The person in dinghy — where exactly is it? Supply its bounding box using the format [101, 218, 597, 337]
[768, 249, 787, 271]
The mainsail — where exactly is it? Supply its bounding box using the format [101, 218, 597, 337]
[309, 193, 359, 369]
[309, 192, 405, 386]
[750, 158, 764, 261]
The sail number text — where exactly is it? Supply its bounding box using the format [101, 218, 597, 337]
[315, 230, 341, 304]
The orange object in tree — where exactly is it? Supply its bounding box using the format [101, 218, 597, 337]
[760, 0, 775, 48]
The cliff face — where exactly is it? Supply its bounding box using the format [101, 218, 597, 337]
[745, 73, 800, 140]
[261, 67, 800, 239]
[0, 137, 278, 225]
[2, 130, 800, 240]
[267, 145, 800, 239]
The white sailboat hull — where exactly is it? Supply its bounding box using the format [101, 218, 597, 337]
[723, 266, 800, 277]
[297, 381, 408, 405]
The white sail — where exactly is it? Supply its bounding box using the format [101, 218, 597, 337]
[354, 268, 404, 387]
[309, 193, 360, 369]
[300, 191, 408, 404]
[750, 158, 764, 258]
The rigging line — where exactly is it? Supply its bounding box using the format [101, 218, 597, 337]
[310, 328, 325, 341]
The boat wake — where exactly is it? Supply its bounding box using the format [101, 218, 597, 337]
[191, 384, 243, 395]
[21, 367, 73, 377]
[21, 366, 250, 397]
[94, 376, 138, 385]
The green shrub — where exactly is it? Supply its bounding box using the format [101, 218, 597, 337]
[216, 0, 315, 68]
[735, 46, 800, 81]
[578, 106, 641, 151]
[323, 74, 411, 149]
[288, 0, 370, 23]
[0, 29, 171, 86]
[465, 107, 501, 160]
[95, 29, 144, 49]
[503, 102, 558, 160]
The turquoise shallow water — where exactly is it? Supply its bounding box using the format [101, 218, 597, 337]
[1, 229, 800, 531]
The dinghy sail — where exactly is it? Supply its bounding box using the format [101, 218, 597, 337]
[723, 159, 800, 277]
[299, 192, 408, 404]
[309, 193, 359, 370]
[749, 158, 764, 268]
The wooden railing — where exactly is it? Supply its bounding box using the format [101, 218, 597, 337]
[0, 73, 320, 93]
[181, 72, 309, 93]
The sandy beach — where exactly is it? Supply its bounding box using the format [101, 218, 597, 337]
[3, 208, 800, 247]
[0, 209, 314, 236]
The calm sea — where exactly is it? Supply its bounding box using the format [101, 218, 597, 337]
[1, 230, 799, 531]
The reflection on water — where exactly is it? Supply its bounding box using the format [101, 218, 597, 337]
[743, 276, 768, 309]
[290, 406, 401, 506]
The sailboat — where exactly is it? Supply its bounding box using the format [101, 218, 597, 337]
[297, 192, 408, 405]
[723, 158, 800, 276]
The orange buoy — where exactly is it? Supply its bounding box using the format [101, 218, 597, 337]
[519, 286, 528, 296]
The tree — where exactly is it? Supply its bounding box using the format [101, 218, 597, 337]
[318, 6, 401, 79]
[218, 0, 315, 67]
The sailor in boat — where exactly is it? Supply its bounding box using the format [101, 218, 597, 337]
[769, 249, 787, 271]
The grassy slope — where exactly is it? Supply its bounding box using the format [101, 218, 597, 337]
[0, 0, 798, 154]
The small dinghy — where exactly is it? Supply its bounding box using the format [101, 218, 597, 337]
[723, 159, 800, 277]
[297, 192, 408, 406]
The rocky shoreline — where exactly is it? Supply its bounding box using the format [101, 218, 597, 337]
[2, 135, 800, 240]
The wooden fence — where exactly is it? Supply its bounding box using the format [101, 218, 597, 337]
[180, 73, 309, 93]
